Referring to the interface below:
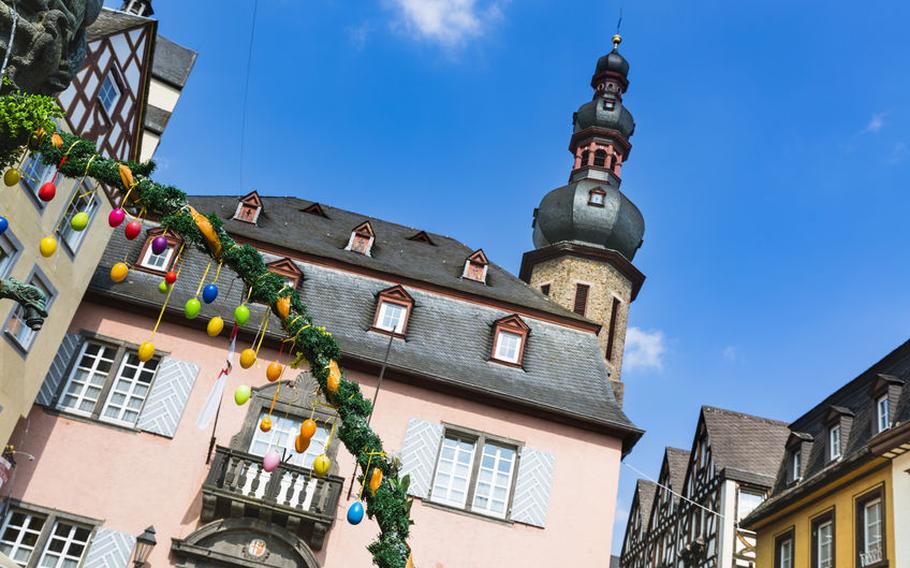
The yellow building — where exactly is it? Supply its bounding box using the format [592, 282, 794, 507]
[743, 340, 909, 568]
[0, 5, 195, 446]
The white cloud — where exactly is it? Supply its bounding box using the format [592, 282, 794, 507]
[722, 346, 737, 361]
[387, 0, 507, 46]
[864, 112, 887, 133]
[624, 327, 665, 372]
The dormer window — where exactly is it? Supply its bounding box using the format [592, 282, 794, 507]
[462, 249, 489, 284]
[828, 424, 842, 461]
[345, 221, 375, 256]
[490, 315, 530, 367]
[233, 191, 263, 224]
[137, 229, 182, 274]
[871, 374, 903, 435]
[876, 395, 890, 434]
[789, 448, 802, 483]
[266, 258, 303, 290]
[301, 202, 328, 218]
[588, 187, 606, 207]
[407, 231, 435, 245]
[371, 285, 414, 337]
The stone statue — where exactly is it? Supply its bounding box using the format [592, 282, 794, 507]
[0, 0, 103, 95]
[0, 277, 48, 330]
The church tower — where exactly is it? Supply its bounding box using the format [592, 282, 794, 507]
[520, 35, 645, 404]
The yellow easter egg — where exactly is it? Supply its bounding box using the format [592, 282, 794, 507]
[138, 341, 155, 362]
[369, 467, 383, 495]
[240, 348, 257, 369]
[39, 236, 57, 257]
[206, 316, 224, 337]
[110, 262, 129, 283]
[313, 454, 331, 477]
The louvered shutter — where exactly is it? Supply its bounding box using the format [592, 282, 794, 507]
[573, 283, 590, 315]
[35, 333, 83, 407]
[399, 418, 443, 498]
[510, 447, 556, 527]
[82, 527, 136, 568]
[136, 357, 199, 438]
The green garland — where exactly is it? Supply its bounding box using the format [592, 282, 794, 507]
[32, 130, 415, 567]
[0, 80, 62, 169]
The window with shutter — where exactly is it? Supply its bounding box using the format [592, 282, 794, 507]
[399, 418, 444, 499]
[606, 297, 621, 361]
[573, 283, 590, 315]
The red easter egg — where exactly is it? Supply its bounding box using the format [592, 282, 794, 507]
[165, 271, 177, 285]
[38, 182, 56, 202]
[124, 220, 142, 240]
[108, 208, 126, 227]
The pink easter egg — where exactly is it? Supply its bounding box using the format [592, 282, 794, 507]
[262, 449, 281, 473]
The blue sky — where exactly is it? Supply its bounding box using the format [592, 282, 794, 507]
[123, 0, 910, 554]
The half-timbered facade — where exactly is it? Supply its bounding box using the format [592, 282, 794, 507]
[620, 407, 789, 568]
[623, 480, 658, 568]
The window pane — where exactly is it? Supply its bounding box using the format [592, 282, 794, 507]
[99, 352, 158, 426]
[431, 436, 476, 508]
[19, 153, 55, 200]
[816, 520, 833, 568]
[56, 181, 99, 252]
[864, 498, 883, 564]
[0, 509, 46, 567]
[471, 442, 516, 518]
[0, 233, 20, 278]
[140, 242, 174, 271]
[58, 342, 116, 416]
[737, 491, 765, 522]
[494, 331, 522, 363]
[37, 521, 91, 568]
[247, 412, 330, 470]
[377, 302, 406, 333]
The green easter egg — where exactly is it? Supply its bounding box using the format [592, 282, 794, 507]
[70, 211, 89, 231]
[234, 385, 252, 405]
[234, 304, 250, 325]
[158, 280, 170, 294]
[185, 297, 201, 319]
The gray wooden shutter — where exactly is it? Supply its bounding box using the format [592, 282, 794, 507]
[399, 418, 443, 498]
[510, 446, 556, 527]
[35, 333, 83, 407]
[136, 356, 200, 438]
[82, 527, 136, 568]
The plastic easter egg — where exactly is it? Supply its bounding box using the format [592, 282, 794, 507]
[184, 297, 201, 319]
[202, 283, 218, 304]
[124, 220, 141, 240]
[0, 216, 8, 236]
[369, 467, 383, 495]
[108, 208, 126, 227]
[70, 211, 89, 231]
[259, 416, 272, 432]
[276, 295, 290, 319]
[207, 316, 224, 337]
[37, 181, 56, 202]
[327, 372, 340, 393]
[313, 454, 331, 477]
[347, 502, 364, 525]
[234, 304, 250, 325]
[158, 280, 170, 294]
[39, 236, 57, 257]
[300, 419, 317, 440]
[151, 235, 168, 255]
[138, 341, 155, 362]
[110, 262, 129, 283]
[266, 361, 283, 382]
[262, 449, 281, 473]
[165, 271, 177, 285]
[3, 168, 20, 186]
[240, 348, 257, 369]
[233, 385, 251, 405]
[295, 434, 310, 454]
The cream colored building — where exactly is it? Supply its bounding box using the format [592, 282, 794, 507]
[0, 4, 195, 447]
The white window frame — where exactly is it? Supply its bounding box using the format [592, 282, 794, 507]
[99, 352, 158, 427]
[345, 231, 374, 257]
[430, 435, 477, 509]
[816, 519, 833, 568]
[736, 490, 765, 522]
[139, 241, 175, 271]
[778, 537, 793, 568]
[36, 519, 92, 568]
[863, 497, 883, 563]
[461, 260, 488, 283]
[19, 153, 55, 206]
[3, 267, 55, 352]
[375, 301, 407, 334]
[493, 330, 522, 364]
[0, 509, 46, 566]
[98, 72, 121, 115]
[232, 201, 261, 224]
[0, 230, 22, 278]
[56, 180, 99, 254]
[56, 341, 117, 417]
[790, 449, 802, 482]
[248, 412, 330, 470]
[876, 395, 890, 433]
[470, 441, 517, 519]
[828, 424, 841, 461]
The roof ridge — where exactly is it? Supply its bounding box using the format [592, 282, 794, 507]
[702, 405, 788, 426]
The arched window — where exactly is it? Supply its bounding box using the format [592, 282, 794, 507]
[580, 150, 590, 167]
[594, 149, 607, 167]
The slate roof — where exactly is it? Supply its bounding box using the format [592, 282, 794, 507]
[664, 447, 690, 495]
[745, 338, 910, 525]
[87, 203, 640, 447]
[87, 8, 152, 41]
[152, 35, 196, 88]
[187, 195, 593, 325]
[701, 406, 790, 487]
[635, 479, 658, 529]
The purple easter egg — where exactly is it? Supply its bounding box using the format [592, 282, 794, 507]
[151, 235, 168, 255]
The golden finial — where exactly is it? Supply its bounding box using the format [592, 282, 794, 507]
[612, 33, 622, 48]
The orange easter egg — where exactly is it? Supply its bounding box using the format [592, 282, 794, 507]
[266, 361, 283, 382]
[259, 416, 271, 432]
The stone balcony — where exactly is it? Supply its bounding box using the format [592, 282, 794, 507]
[201, 446, 343, 550]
